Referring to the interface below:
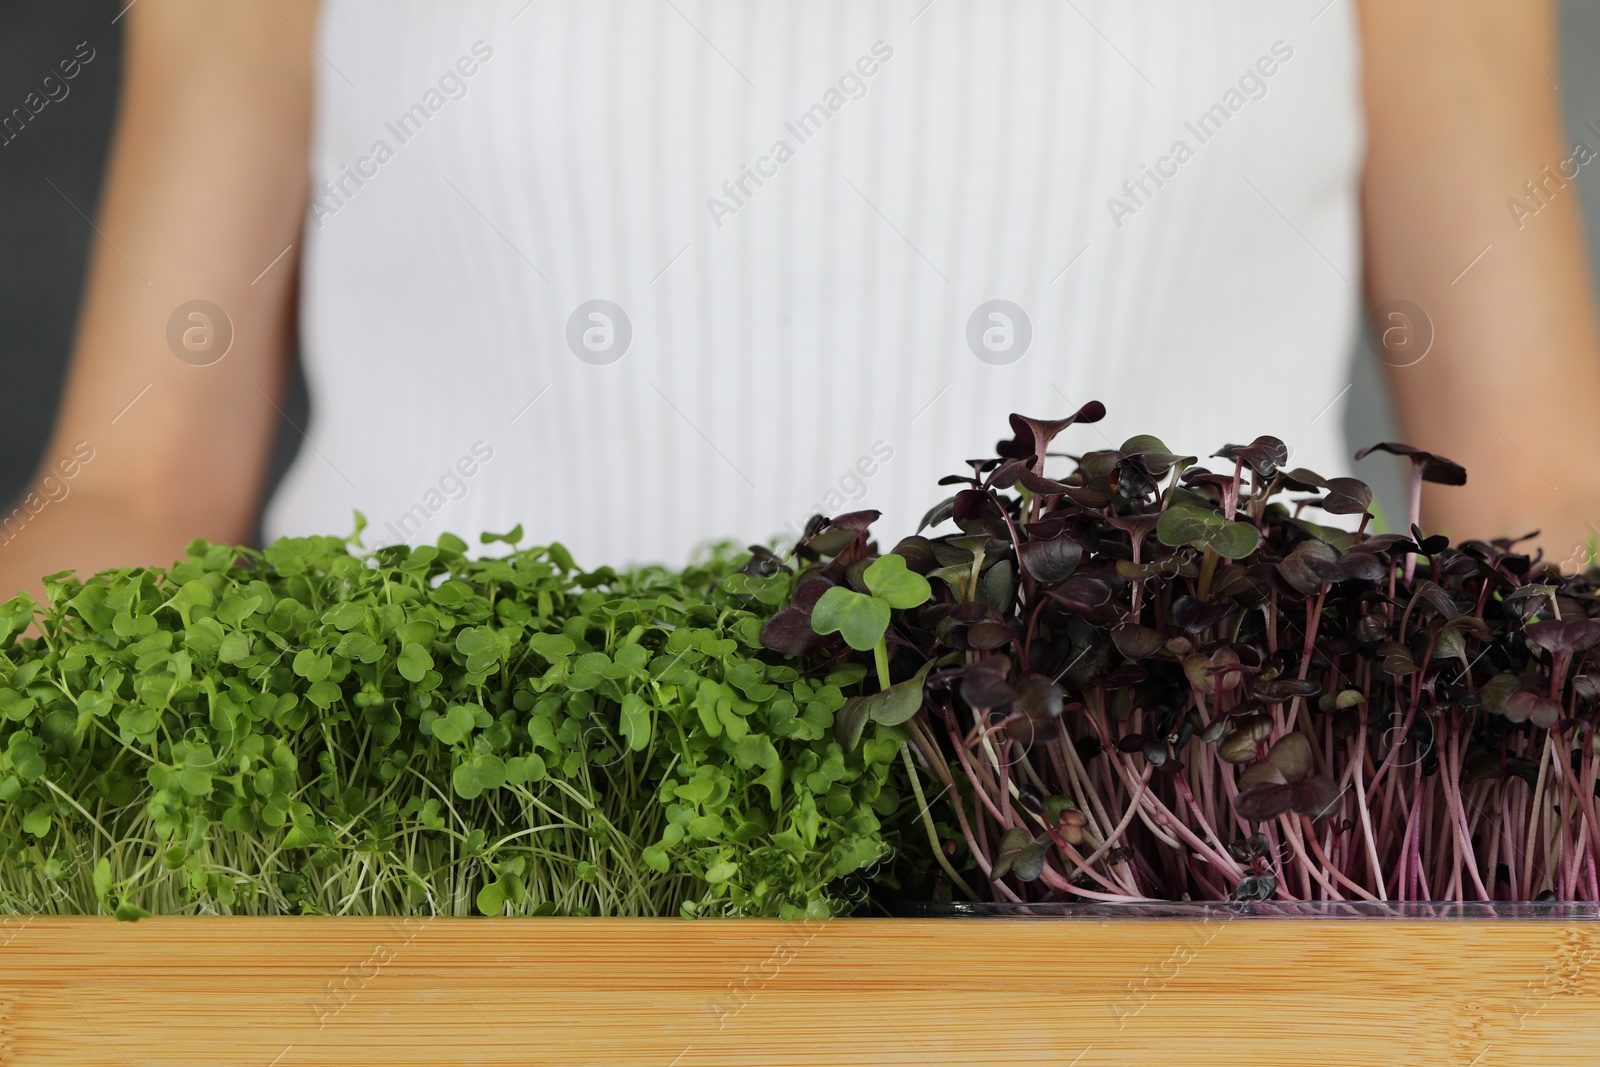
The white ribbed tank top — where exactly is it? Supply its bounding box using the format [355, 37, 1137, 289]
[267, 0, 1365, 567]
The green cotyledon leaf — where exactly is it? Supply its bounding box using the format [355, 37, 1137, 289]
[810, 587, 891, 651]
[862, 553, 932, 610]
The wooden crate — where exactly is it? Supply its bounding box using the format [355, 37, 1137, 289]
[3, 914, 1597, 1065]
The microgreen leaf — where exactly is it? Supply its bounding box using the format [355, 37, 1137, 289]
[809, 587, 892, 651]
[861, 662, 934, 728]
[862, 554, 933, 610]
[1156, 505, 1261, 559]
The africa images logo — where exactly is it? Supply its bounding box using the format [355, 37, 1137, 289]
[1105, 40, 1294, 229]
[309, 41, 495, 227]
[705, 40, 894, 228]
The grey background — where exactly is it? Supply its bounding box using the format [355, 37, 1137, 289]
[3, 1, 1598, 538]
[0, 0, 123, 497]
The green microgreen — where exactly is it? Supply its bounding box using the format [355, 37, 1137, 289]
[0, 530, 910, 919]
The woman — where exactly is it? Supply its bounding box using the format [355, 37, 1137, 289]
[9, 0, 1600, 591]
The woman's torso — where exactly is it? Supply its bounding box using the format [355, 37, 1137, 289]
[268, 0, 1365, 565]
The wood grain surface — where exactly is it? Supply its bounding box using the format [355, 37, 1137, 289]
[1, 916, 1596, 1065]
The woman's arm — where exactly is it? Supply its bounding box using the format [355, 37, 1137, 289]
[0, 0, 317, 599]
[1360, 0, 1600, 564]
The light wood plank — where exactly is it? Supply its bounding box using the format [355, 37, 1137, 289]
[1, 917, 1595, 1065]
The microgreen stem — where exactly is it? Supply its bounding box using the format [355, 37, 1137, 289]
[1404, 464, 1424, 585]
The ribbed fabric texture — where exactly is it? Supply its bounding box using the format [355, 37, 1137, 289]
[268, 0, 1365, 567]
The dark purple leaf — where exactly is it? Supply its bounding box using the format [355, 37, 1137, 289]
[1277, 540, 1337, 596]
[1504, 690, 1562, 728]
[1024, 517, 1066, 540]
[950, 601, 998, 625]
[992, 827, 1047, 882]
[966, 621, 1015, 650]
[1182, 470, 1236, 492]
[995, 435, 1032, 461]
[1115, 733, 1147, 753]
[1316, 549, 1388, 583]
[1171, 596, 1237, 635]
[1018, 536, 1082, 584]
[1431, 626, 1468, 661]
[1408, 524, 1450, 555]
[1113, 462, 1160, 501]
[1237, 759, 1288, 790]
[1355, 615, 1388, 643]
[1014, 468, 1075, 495]
[1116, 560, 1164, 581]
[1235, 783, 1293, 821]
[952, 489, 1009, 537]
[1047, 577, 1112, 614]
[890, 536, 939, 574]
[1407, 580, 1461, 621]
[1525, 619, 1600, 656]
[1006, 417, 1065, 457]
[1502, 584, 1558, 623]
[1227, 833, 1269, 862]
[1504, 757, 1541, 788]
[917, 495, 958, 533]
[1214, 436, 1289, 477]
[1254, 678, 1320, 702]
[760, 609, 827, 656]
[1278, 467, 1327, 491]
[935, 618, 974, 651]
[1118, 435, 1192, 478]
[1377, 640, 1419, 676]
[987, 458, 1030, 490]
[1288, 775, 1341, 820]
[1099, 664, 1148, 688]
[1478, 673, 1519, 715]
[803, 527, 857, 557]
[1014, 467, 1115, 507]
[1264, 732, 1313, 780]
[1321, 477, 1374, 516]
[1359, 533, 1414, 554]
[1111, 624, 1163, 660]
[791, 575, 835, 613]
[1007, 404, 1106, 458]
[738, 545, 789, 577]
[978, 558, 1016, 611]
[1354, 442, 1468, 486]
[940, 604, 992, 630]
[1218, 728, 1261, 764]
[1013, 677, 1065, 721]
[829, 509, 880, 532]
[1105, 512, 1163, 543]
[932, 542, 977, 570]
[1210, 564, 1273, 603]
[962, 666, 1019, 709]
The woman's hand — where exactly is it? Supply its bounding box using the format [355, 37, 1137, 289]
[1361, 0, 1600, 566]
[0, 0, 317, 599]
